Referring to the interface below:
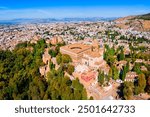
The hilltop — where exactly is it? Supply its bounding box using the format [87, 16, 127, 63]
[115, 13, 150, 32]
[137, 13, 150, 20]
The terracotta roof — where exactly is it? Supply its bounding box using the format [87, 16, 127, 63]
[81, 71, 96, 82]
[60, 43, 91, 54]
[84, 50, 101, 57]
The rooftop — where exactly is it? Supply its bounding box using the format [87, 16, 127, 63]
[84, 49, 103, 58]
[60, 43, 91, 54]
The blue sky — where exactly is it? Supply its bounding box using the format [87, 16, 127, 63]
[0, 0, 150, 20]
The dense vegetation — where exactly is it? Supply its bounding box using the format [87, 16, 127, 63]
[103, 39, 150, 99]
[0, 40, 87, 100]
[123, 73, 147, 100]
[46, 69, 87, 100]
[137, 13, 150, 20]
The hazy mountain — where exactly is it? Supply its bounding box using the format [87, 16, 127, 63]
[0, 17, 117, 25]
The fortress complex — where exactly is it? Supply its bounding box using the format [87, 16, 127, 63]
[60, 43, 91, 62]
[60, 39, 105, 70]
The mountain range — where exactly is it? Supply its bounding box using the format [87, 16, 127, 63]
[0, 17, 117, 25]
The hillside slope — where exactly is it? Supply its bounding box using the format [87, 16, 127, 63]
[115, 13, 150, 32]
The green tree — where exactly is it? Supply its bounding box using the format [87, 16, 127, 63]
[133, 63, 142, 74]
[117, 48, 125, 61]
[16, 42, 28, 49]
[66, 64, 75, 75]
[49, 49, 57, 57]
[146, 76, 150, 94]
[126, 61, 130, 72]
[89, 96, 94, 100]
[138, 73, 146, 91]
[62, 54, 72, 63]
[72, 79, 83, 91]
[135, 73, 146, 95]
[112, 66, 119, 80]
[0, 40, 88, 100]
[98, 71, 105, 86]
[123, 82, 134, 100]
[120, 66, 127, 81]
[108, 68, 112, 80]
[49, 61, 55, 70]
[56, 53, 62, 65]
[82, 88, 87, 100]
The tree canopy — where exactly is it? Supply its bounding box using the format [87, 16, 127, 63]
[0, 41, 87, 100]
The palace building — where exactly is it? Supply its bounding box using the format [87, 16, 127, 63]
[60, 43, 92, 62]
[60, 40, 104, 69]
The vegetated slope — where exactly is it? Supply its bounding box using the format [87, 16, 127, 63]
[137, 13, 150, 20]
[115, 13, 150, 32]
[0, 40, 87, 100]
